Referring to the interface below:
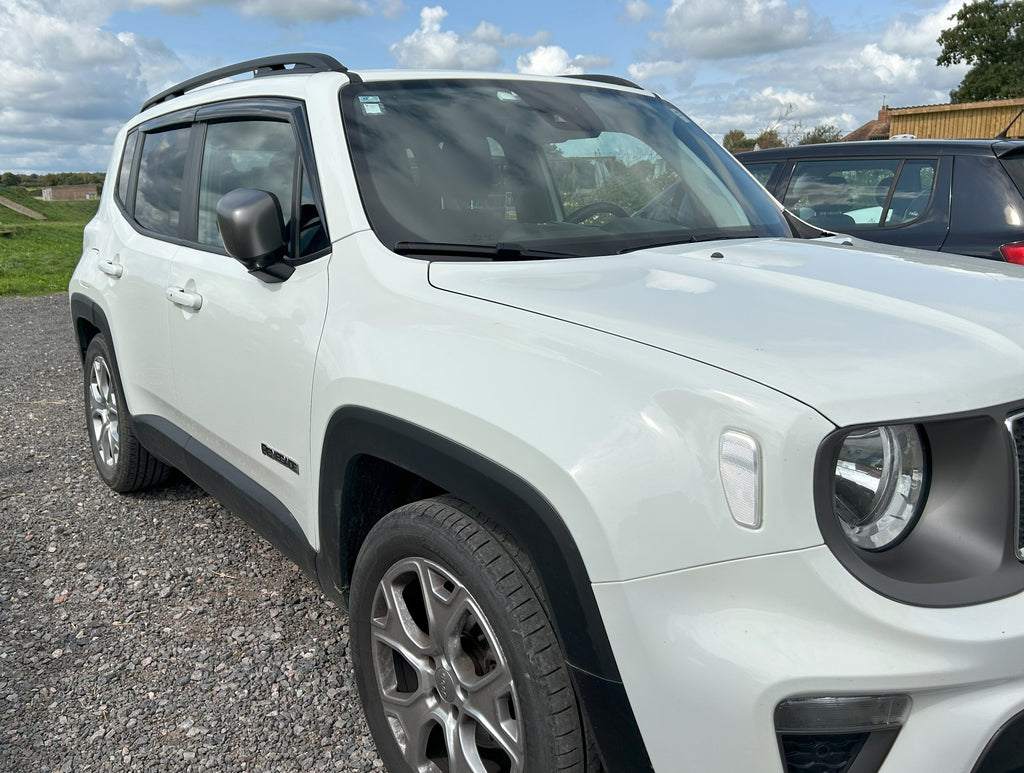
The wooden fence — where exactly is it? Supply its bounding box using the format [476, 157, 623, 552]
[889, 98, 1024, 140]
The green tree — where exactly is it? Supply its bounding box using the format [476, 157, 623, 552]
[937, 0, 1024, 103]
[1, 172, 22, 186]
[723, 129, 756, 152]
[798, 124, 843, 145]
[753, 128, 785, 149]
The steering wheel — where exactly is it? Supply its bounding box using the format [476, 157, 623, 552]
[566, 201, 630, 223]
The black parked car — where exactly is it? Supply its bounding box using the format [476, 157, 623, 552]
[739, 139, 1024, 264]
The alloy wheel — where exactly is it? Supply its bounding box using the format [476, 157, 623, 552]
[88, 355, 120, 468]
[369, 556, 524, 773]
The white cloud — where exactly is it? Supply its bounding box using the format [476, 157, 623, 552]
[389, 6, 502, 69]
[620, 0, 653, 22]
[881, 0, 967, 57]
[0, 0, 195, 171]
[124, 0, 375, 23]
[628, 0, 967, 144]
[515, 46, 610, 76]
[376, 0, 406, 18]
[653, 0, 824, 60]
[470, 20, 549, 49]
[627, 59, 695, 88]
[233, 0, 372, 22]
[860, 44, 923, 86]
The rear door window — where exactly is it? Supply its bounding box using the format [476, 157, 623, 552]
[744, 162, 779, 187]
[783, 158, 937, 230]
[116, 131, 140, 208]
[134, 126, 192, 237]
[885, 161, 936, 225]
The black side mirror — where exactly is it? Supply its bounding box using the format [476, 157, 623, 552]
[216, 188, 295, 283]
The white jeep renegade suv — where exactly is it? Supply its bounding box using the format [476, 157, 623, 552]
[70, 54, 1024, 773]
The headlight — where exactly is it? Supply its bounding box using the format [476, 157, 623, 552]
[832, 424, 928, 551]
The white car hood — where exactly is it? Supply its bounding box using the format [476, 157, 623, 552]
[429, 237, 1024, 426]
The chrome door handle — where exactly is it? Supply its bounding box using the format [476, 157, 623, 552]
[98, 259, 123, 278]
[166, 287, 203, 311]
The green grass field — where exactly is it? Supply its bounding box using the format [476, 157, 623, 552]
[0, 187, 98, 296]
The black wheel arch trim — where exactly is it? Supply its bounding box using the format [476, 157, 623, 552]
[70, 293, 112, 363]
[317, 405, 653, 771]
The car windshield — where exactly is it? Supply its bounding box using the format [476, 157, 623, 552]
[340, 79, 791, 258]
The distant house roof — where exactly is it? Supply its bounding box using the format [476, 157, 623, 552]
[841, 107, 889, 142]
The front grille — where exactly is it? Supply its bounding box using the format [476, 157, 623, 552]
[778, 732, 869, 772]
[1011, 413, 1024, 561]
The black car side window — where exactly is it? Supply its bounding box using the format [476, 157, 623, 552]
[745, 162, 778, 187]
[783, 158, 936, 230]
[784, 159, 899, 230]
[886, 161, 937, 225]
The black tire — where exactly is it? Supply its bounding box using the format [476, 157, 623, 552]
[83, 334, 171, 493]
[350, 496, 590, 773]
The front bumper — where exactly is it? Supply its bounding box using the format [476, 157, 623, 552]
[593, 545, 1024, 772]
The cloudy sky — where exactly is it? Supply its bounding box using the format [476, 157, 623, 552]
[0, 0, 970, 173]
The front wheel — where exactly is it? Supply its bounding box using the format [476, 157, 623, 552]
[350, 497, 590, 773]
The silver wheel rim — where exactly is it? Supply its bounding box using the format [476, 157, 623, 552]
[88, 355, 120, 468]
[370, 557, 524, 773]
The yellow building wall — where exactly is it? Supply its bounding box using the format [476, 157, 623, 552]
[890, 98, 1024, 140]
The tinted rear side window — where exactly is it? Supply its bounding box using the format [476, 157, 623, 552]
[1001, 155, 1024, 198]
[784, 159, 898, 230]
[116, 131, 139, 206]
[782, 158, 936, 230]
[886, 160, 937, 225]
[135, 126, 191, 237]
[744, 162, 779, 187]
[950, 154, 1024, 242]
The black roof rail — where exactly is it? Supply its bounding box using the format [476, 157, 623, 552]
[141, 53, 358, 112]
[562, 73, 644, 90]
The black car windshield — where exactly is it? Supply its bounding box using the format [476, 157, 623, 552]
[340, 79, 791, 258]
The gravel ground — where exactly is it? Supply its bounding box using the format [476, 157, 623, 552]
[0, 293, 383, 771]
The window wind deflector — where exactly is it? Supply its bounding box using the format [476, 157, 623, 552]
[393, 241, 573, 260]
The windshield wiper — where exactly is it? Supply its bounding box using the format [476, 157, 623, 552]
[616, 236, 696, 254]
[394, 241, 573, 260]
[616, 232, 763, 254]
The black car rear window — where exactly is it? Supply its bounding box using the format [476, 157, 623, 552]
[1000, 154, 1024, 198]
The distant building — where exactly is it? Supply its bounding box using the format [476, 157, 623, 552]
[42, 184, 99, 201]
[841, 107, 890, 142]
[842, 98, 1024, 142]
